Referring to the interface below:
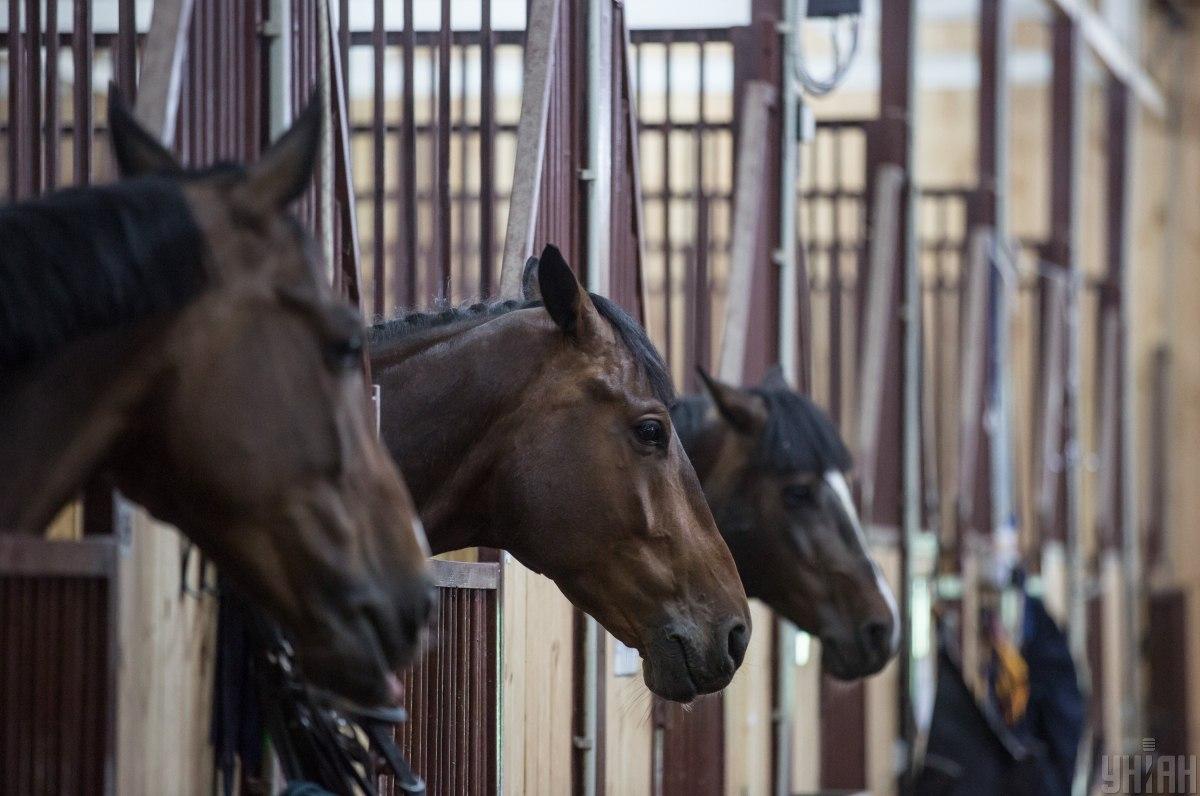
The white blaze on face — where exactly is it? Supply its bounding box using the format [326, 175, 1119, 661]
[822, 470, 901, 653]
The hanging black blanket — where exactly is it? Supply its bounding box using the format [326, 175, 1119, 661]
[913, 599, 1084, 796]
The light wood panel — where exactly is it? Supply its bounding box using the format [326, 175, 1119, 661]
[723, 600, 774, 796]
[115, 509, 216, 794]
[789, 634, 822, 793]
[499, 554, 575, 795]
[604, 633, 654, 795]
[865, 544, 902, 796]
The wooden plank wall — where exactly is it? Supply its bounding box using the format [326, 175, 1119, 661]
[115, 511, 216, 794]
[788, 644, 822, 793]
[864, 543, 902, 796]
[603, 636, 653, 793]
[499, 556, 575, 794]
[723, 602, 775, 796]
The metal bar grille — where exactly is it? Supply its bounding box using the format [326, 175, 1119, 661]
[382, 579, 499, 796]
[629, 27, 736, 390]
[0, 577, 110, 795]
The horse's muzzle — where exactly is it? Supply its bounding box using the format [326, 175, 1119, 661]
[641, 615, 750, 702]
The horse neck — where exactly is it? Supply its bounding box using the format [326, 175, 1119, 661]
[0, 320, 167, 533]
[372, 314, 553, 554]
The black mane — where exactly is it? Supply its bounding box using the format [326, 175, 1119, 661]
[673, 386, 853, 474]
[751, 387, 852, 473]
[0, 175, 206, 371]
[368, 293, 675, 405]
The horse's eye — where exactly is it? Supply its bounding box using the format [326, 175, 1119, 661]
[634, 419, 667, 449]
[326, 333, 363, 371]
[782, 483, 816, 509]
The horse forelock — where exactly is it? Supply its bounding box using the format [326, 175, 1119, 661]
[749, 387, 853, 474]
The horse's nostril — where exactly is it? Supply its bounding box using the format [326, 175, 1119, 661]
[861, 619, 892, 655]
[726, 620, 749, 667]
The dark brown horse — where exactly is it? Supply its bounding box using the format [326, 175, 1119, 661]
[0, 91, 432, 709]
[369, 246, 750, 702]
[671, 368, 899, 678]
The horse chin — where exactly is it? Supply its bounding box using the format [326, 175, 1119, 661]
[641, 659, 699, 703]
[820, 639, 888, 681]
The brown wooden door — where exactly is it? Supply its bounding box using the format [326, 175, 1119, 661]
[1147, 590, 1190, 758]
[819, 676, 867, 791]
[657, 694, 726, 796]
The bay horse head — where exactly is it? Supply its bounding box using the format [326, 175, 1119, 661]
[370, 246, 750, 702]
[0, 90, 433, 709]
[672, 368, 899, 679]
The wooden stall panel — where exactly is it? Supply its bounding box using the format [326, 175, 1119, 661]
[115, 510, 216, 796]
[864, 541, 901, 796]
[788, 634, 822, 794]
[721, 601, 774, 796]
[499, 556, 574, 796]
[603, 633, 653, 795]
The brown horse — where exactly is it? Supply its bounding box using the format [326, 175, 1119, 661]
[0, 91, 432, 709]
[671, 368, 899, 679]
[369, 246, 750, 702]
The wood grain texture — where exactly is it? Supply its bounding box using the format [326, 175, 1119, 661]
[115, 509, 216, 795]
[723, 600, 774, 796]
[865, 542, 901, 796]
[603, 631, 653, 795]
[499, 554, 575, 794]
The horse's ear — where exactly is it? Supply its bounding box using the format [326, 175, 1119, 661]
[522, 256, 542, 301]
[698, 367, 766, 434]
[759, 365, 790, 392]
[236, 90, 322, 213]
[536, 244, 596, 338]
[108, 83, 180, 177]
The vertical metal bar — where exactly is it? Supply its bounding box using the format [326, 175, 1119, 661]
[1049, 6, 1088, 680]
[976, 0, 1008, 233]
[437, 0, 452, 297]
[8, 0, 23, 199]
[425, 35, 438, 295]
[372, 0, 385, 316]
[338, 0, 349, 99]
[45, 0, 59, 193]
[693, 34, 710, 382]
[457, 42, 468, 300]
[198, 0, 210, 156]
[73, 0, 93, 185]
[479, 0, 495, 296]
[661, 34, 673, 366]
[1107, 70, 1140, 746]
[399, 0, 416, 305]
[25, 0, 40, 194]
[829, 131, 844, 422]
[875, 0, 918, 759]
[225, 0, 234, 157]
[117, 0, 136, 98]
